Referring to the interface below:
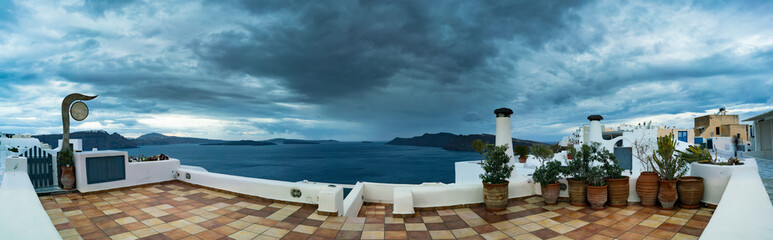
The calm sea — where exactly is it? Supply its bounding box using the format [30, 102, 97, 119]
[126, 142, 479, 185]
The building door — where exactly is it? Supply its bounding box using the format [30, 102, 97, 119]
[678, 131, 688, 142]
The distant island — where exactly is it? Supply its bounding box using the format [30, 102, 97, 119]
[201, 140, 276, 146]
[34, 130, 138, 150]
[264, 138, 338, 144]
[386, 132, 546, 152]
[133, 132, 223, 145]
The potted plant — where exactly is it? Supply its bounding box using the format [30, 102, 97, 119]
[601, 150, 629, 207]
[586, 165, 608, 210]
[480, 144, 514, 211]
[531, 144, 555, 165]
[649, 134, 688, 210]
[676, 145, 709, 208]
[58, 148, 75, 190]
[533, 160, 562, 205]
[514, 145, 529, 163]
[633, 137, 659, 206]
[566, 144, 575, 160]
[563, 145, 592, 206]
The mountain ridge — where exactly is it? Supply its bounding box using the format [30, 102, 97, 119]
[386, 132, 545, 152]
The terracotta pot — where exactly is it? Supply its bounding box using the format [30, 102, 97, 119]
[540, 183, 560, 205]
[658, 179, 678, 209]
[587, 185, 608, 210]
[518, 156, 527, 163]
[61, 166, 75, 190]
[678, 177, 704, 209]
[606, 177, 630, 207]
[567, 154, 573, 160]
[568, 178, 587, 206]
[636, 171, 659, 207]
[483, 181, 509, 211]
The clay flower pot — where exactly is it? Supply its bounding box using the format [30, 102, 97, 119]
[541, 183, 560, 205]
[567, 154, 573, 160]
[518, 156, 527, 163]
[606, 176, 630, 207]
[677, 176, 704, 209]
[636, 171, 659, 207]
[568, 178, 587, 206]
[587, 185, 608, 210]
[658, 179, 678, 209]
[483, 181, 509, 211]
[60, 166, 75, 190]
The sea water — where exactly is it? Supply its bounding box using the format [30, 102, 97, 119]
[127, 142, 479, 185]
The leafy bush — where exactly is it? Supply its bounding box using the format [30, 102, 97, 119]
[586, 166, 607, 186]
[532, 160, 563, 186]
[649, 134, 687, 181]
[472, 139, 487, 164]
[531, 144, 554, 165]
[596, 148, 624, 179]
[514, 145, 529, 158]
[480, 144, 514, 184]
[58, 148, 74, 167]
[562, 144, 593, 181]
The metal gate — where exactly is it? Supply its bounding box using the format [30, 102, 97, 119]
[22, 146, 56, 188]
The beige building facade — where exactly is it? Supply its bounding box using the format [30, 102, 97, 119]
[658, 127, 695, 144]
[694, 114, 750, 143]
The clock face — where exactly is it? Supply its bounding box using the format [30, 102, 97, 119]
[70, 101, 89, 121]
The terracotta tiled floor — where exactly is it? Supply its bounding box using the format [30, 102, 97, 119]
[40, 181, 713, 240]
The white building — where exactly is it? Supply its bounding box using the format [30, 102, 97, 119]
[744, 110, 773, 159]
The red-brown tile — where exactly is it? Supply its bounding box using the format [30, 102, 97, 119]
[532, 228, 560, 239]
[649, 229, 677, 239]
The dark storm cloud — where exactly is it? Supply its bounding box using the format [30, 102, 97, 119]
[192, 1, 586, 102]
[1, 0, 772, 141]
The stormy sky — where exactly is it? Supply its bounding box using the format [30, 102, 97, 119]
[1, 0, 772, 142]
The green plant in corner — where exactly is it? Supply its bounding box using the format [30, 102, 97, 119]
[58, 148, 74, 167]
[472, 139, 487, 164]
[600, 149, 626, 179]
[562, 144, 596, 181]
[480, 144, 514, 184]
[514, 145, 529, 158]
[678, 145, 715, 164]
[531, 144, 555, 165]
[586, 165, 607, 187]
[533, 160, 563, 186]
[649, 133, 688, 181]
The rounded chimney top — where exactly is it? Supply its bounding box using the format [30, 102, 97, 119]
[494, 108, 514, 117]
[587, 115, 604, 121]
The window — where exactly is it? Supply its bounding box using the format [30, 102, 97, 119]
[716, 127, 720, 135]
[678, 131, 688, 142]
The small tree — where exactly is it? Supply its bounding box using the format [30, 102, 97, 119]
[514, 145, 529, 158]
[480, 144, 514, 184]
[586, 165, 607, 186]
[633, 136, 654, 172]
[531, 144, 555, 165]
[472, 139, 487, 164]
[533, 160, 563, 186]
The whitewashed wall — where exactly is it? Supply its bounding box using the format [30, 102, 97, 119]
[0, 156, 61, 240]
[75, 151, 179, 193]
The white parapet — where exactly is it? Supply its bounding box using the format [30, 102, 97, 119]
[317, 185, 344, 216]
[343, 182, 364, 217]
[0, 156, 62, 240]
[75, 151, 180, 193]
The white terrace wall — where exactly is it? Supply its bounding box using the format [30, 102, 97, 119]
[75, 151, 179, 193]
[0, 156, 61, 240]
[175, 168, 344, 215]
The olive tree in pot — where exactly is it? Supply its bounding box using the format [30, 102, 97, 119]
[533, 160, 563, 205]
[586, 165, 608, 210]
[602, 152, 630, 207]
[515, 145, 529, 163]
[676, 145, 709, 209]
[58, 148, 75, 190]
[563, 145, 593, 206]
[480, 144, 514, 211]
[649, 134, 688, 210]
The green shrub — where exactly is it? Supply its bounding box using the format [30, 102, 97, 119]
[533, 160, 563, 186]
[479, 144, 514, 184]
[58, 148, 74, 167]
[530, 144, 554, 164]
[514, 145, 529, 158]
[586, 165, 607, 186]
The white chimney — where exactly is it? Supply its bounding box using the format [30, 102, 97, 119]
[588, 115, 604, 144]
[495, 108, 515, 161]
